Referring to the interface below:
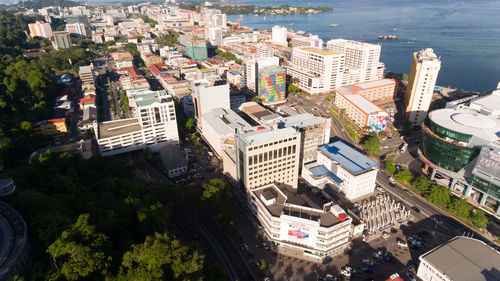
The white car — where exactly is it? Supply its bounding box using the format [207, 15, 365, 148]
[262, 242, 269, 250]
[376, 186, 385, 192]
[397, 240, 408, 247]
[340, 269, 351, 277]
[382, 231, 390, 239]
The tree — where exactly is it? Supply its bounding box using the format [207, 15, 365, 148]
[447, 198, 471, 219]
[287, 84, 300, 93]
[251, 96, 262, 104]
[118, 232, 204, 280]
[394, 170, 413, 183]
[362, 135, 381, 156]
[47, 214, 112, 281]
[385, 157, 396, 174]
[412, 176, 432, 195]
[427, 185, 451, 207]
[290, 77, 299, 84]
[199, 178, 236, 225]
[470, 209, 488, 229]
[185, 118, 195, 131]
[378, 130, 387, 139]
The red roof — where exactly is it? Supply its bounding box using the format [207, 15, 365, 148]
[385, 274, 404, 281]
[47, 118, 66, 123]
[79, 97, 96, 104]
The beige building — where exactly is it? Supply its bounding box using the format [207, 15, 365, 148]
[287, 47, 345, 95]
[346, 79, 397, 102]
[236, 127, 301, 193]
[78, 65, 95, 86]
[404, 48, 441, 125]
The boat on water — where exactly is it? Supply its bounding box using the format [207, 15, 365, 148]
[330, 24, 338, 27]
[290, 23, 295, 26]
[378, 34, 398, 40]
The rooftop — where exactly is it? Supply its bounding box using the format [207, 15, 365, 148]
[240, 127, 298, 147]
[429, 107, 500, 145]
[343, 94, 387, 114]
[133, 90, 172, 107]
[203, 108, 252, 136]
[300, 47, 339, 56]
[318, 141, 379, 175]
[278, 113, 326, 129]
[160, 145, 187, 170]
[259, 65, 285, 74]
[98, 118, 141, 139]
[353, 78, 396, 90]
[309, 165, 344, 184]
[420, 236, 500, 281]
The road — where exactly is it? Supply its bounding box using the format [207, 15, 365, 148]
[127, 151, 256, 281]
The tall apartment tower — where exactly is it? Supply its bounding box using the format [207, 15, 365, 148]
[192, 79, 230, 129]
[271, 25, 287, 46]
[242, 56, 279, 92]
[236, 127, 301, 194]
[404, 48, 441, 125]
[257, 65, 286, 105]
[326, 39, 384, 84]
[287, 47, 345, 95]
[207, 26, 223, 46]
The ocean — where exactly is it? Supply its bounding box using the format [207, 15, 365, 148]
[227, 0, 500, 92]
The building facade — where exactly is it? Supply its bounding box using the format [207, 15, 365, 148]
[96, 91, 179, 156]
[326, 39, 385, 84]
[192, 79, 230, 129]
[236, 127, 301, 193]
[29, 21, 53, 38]
[404, 48, 441, 125]
[242, 56, 280, 92]
[271, 25, 287, 46]
[53, 31, 71, 49]
[258, 65, 286, 105]
[292, 35, 323, 48]
[287, 47, 345, 95]
[250, 184, 353, 261]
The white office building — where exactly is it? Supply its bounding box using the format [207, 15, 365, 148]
[206, 26, 223, 46]
[236, 127, 301, 193]
[96, 91, 179, 156]
[250, 183, 353, 261]
[404, 48, 441, 125]
[287, 47, 345, 95]
[326, 39, 385, 84]
[302, 141, 379, 200]
[242, 56, 280, 92]
[271, 25, 287, 46]
[192, 79, 230, 129]
[201, 107, 252, 157]
[292, 35, 323, 48]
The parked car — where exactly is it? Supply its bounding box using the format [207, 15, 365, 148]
[325, 274, 337, 281]
[262, 242, 269, 250]
[411, 206, 421, 213]
[382, 231, 390, 239]
[388, 177, 396, 184]
[363, 258, 374, 266]
[362, 267, 373, 273]
[397, 240, 408, 247]
[376, 186, 385, 192]
[340, 268, 351, 277]
[241, 244, 249, 251]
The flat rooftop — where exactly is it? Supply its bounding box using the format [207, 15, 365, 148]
[300, 47, 339, 56]
[98, 118, 141, 139]
[240, 127, 298, 147]
[279, 113, 326, 129]
[354, 79, 396, 90]
[309, 165, 344, 184]
[318, 141, 378, 175]
[203, 108, 252, 135]
[344, 94, 387, 114]
[133, 90, 172, 107]
[420, 236, 500, 281]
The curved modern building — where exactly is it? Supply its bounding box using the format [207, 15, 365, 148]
[423, 108, 500, 172]
[421, 87, 500, 216]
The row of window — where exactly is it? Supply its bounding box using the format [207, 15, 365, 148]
[248, 145, 297, 165]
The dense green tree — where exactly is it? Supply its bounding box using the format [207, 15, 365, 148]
[125, 43, 140, 57]
[470, 209, 488, 229]
[198, 178, 236, 225]
[427, 185, 451, 207]
[156, 31, 179, 47]
[447, 198, 471, 219]
[362, 135, 381, 156]
[394, 170, 413, 183]
[378, 130, 388, 139]
[47, 214, 112, 280]
[287, 84, 300, 93]
[384, 156, 396, 174]
[185, 118, 195, 131]
[117, 232, 204, 281]
[251, 96, 262, 104]
[412, 176, 432, 195]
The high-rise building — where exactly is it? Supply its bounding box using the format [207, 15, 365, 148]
[206, 26, 223, 46]
[106, 14, 114, 26]
[326, 39, 385, 84]
[287, 47, 345, 95]
[66, 23, 87, 37]
[96, 91, 179, 156]
[292, 35, 323, 48]
[271, 25, 287, 46]
[29, 21, 53, 38]
[242, 56, 279, 92]
[236, 127, 301, 193]
[257, 65, 286, 105]
[53, 31, 71, 49]
[404, 48, 441, 125]
[192, 79, 230, 129]
[79, 65, 95, 86]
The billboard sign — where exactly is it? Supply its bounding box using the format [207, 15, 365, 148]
[288, 228, 309, 239]
[473, 146, 500, 179]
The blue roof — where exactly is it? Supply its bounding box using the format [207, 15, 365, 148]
[309, 165, 344, 184]
[318, 141, 378, 175]
[229, 70, 241, 75]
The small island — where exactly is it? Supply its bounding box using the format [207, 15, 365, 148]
[178, 2, 333, 15]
